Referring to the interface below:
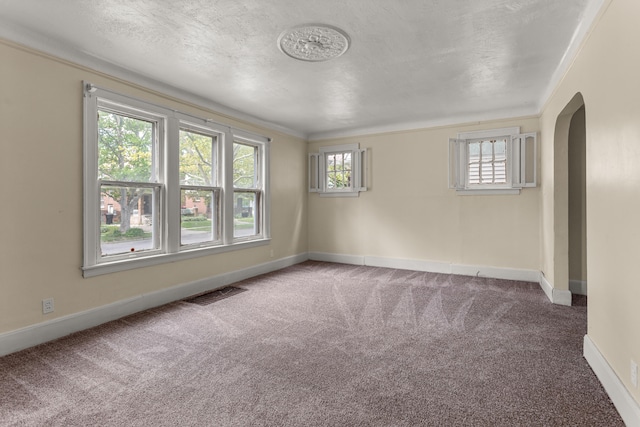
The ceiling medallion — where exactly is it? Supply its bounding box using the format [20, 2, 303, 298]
[278, 25, 350, 62]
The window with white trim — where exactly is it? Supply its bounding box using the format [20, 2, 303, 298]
[233, 140, 263, 239]
[83, 83, 270, 276]
[309, 143, 367, 197]
[179, 126, 221, 247]
[449, 127, 536, 194]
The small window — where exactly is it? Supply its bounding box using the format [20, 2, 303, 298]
[449, 127, 536, 194]
[309, 143, 367, 197]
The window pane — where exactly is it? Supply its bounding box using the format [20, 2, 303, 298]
[468, 141, 480, 158]
[181, 189, 218, 246]
[234, 191, 259, 238]
[100, 185, 157, 256]
[494, 139, 507, 183]
[481, 140, 493, 157]
[494, 139, 506, 159]
[98, 110, 155, 182]
[326, 151, 352, 189]
[468, 142, 481, 184]
[180, 129, 215, 186]
[233, 143, 257, 188]
[481, 145, 493, 182]
[468, 139, 508, 185]
[343, 152, 352, 169]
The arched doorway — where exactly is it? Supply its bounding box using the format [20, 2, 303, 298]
[568, 106, 587, 303]
[553, 93, 586, 306]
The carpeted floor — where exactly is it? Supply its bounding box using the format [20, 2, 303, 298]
[0, 261, 624, 426]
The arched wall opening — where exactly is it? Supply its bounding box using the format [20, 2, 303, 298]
[568, 106, 587, 299]
[553, 92, 586, 306]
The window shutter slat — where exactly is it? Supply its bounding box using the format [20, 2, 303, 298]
[449, 138, 466, 189]
[308, 153, 320, 192]
[511, 133, 537, 188]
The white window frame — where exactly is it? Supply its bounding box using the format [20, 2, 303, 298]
[83, 83, 270, 277]
[449, 127, 536, 195]
[230, 133, 269, 243]
[309, 143, 367, 197]
[178, 122, 223, 249]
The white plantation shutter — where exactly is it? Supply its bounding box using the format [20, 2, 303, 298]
[308, 153, 320, 192]
[309, 145, 367, 195]
[449, 129, 537, 192]
[511, 133, 537, 188]
[353, 148, 367, 192]
[449, 138, 466, 190]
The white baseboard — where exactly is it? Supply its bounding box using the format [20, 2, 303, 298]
[0, 253, 308, 357]
[365, 255, 451, 274]
[0, 252, 578, 357]
[538, 273, 572, 306]
[308, 252, 365, 265]
[451, 263, 540, 283]
[310, 252, 541, 283]
[312, 252, 572, 306]
[584, 335, 640, 427]
[569, 279, 588, 296]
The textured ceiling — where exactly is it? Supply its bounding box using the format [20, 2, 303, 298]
[0, 0, 603, 139]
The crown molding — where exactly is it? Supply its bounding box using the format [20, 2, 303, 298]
[537, 0, 609, 113]
[307, 107, 539, 141]
[0, 19, 307, 141]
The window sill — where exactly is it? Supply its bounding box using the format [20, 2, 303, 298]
[455, 188, 521, 196]
[318, 191, 360, 198]
[82, 238, 271, 278]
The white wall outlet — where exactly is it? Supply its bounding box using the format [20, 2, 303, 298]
[631, 360, 638, 388]
[42, 298, 54, 314]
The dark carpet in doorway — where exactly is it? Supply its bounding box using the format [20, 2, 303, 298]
[184, 286, 247, 306]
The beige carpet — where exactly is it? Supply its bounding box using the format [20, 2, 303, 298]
[0, 261, 623, 426]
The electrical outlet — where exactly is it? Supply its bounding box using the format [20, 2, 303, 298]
[631, 360, 638, 388]
[42, 298, 54, 314]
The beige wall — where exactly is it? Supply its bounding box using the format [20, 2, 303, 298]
[540, 0, 640, 404]
[568, 108, 587, 283]
[2, 0, 639, 409]
[0, 41, 308, 334]
[309, 117, 540, 271]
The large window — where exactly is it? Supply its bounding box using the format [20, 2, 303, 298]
[309, 143, 367, 197]
[83, 83, 270, 276]
[449, 127, 536, 194]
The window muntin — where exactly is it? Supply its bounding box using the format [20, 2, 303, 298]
[83, 83, 270, 276]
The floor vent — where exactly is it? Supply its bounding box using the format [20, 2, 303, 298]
[185, 286, 247, 306]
